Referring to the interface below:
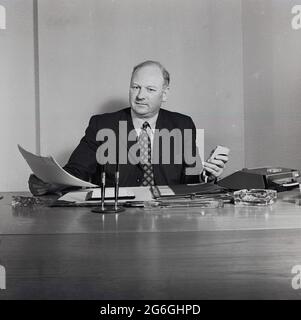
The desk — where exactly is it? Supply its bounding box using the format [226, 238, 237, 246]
[0, 190, 301, 299]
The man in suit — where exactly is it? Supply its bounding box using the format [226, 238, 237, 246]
[29, 60, 228, 195]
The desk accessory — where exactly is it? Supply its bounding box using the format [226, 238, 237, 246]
[233, 189, 277, 206]
[218, 167, 300, 192]
[11, 196, 54, 207]
[91, 166, 125, 214]
[150, 184, 233, 203]
[156, 198, 224, 209]
[124, 198, 224, 209]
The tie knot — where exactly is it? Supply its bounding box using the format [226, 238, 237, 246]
[142, 121, 150, 130]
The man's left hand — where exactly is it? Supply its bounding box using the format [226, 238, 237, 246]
[203, 154, 228, 180]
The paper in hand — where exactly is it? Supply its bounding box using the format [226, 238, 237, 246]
[18, 145, 97, 188]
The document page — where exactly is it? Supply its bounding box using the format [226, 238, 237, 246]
[18, 145, 98, 188]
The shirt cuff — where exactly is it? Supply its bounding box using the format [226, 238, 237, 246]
[201, 171, 217, 183]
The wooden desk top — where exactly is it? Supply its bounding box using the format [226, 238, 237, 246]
[0, 189, 301, 299]
[1, 190, 301, 235]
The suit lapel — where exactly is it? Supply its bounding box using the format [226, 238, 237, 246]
[153, 109, 168, 183]
[118, 108, 170, 186]
[124, 108, 138, 163]
[153, 108, 170, 162]
[118, 108, 139, 185]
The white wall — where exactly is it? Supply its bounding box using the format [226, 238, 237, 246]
[243, 0, 301, 171]
[38, 0, 244, 177]
[4, 1, 299, 191]
[0, 0, 36, 191]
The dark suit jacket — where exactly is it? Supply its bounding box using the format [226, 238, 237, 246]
[63, 107, 202, 187]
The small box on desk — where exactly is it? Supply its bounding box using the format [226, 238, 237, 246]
[217, 167, 301, 192]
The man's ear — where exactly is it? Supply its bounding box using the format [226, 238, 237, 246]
[162, 86, 170, 102]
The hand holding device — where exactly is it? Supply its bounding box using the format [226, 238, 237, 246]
[203, 146, 230, 181]
[209, 145, 230, 162]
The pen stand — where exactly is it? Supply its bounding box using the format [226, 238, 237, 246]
[91, 171, 125, 214]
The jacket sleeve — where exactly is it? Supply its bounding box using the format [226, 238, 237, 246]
[63, 116, 99, 182]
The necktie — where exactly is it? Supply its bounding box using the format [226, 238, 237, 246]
[138, 121, 155, 186]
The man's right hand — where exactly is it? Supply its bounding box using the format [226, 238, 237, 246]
[28, 174, 61, 196]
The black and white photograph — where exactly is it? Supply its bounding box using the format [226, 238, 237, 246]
[0, 0, 301, 312]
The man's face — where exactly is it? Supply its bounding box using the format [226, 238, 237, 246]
[129, 65, 169, 118]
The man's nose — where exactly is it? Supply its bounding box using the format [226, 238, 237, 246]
[136, 88, 146, 100]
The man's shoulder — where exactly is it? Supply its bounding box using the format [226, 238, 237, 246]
[159, 108, 194, 126]
[89, 107, 130, 125]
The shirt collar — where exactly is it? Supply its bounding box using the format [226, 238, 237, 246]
[130, 109, 159, 132]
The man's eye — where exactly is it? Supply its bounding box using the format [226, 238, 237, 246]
[131, 86, 139, 90]
[147, 88, 156, 92]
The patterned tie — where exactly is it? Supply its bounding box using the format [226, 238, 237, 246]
[138, 121, 155, 186]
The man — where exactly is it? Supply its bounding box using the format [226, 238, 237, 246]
[29, 61, 228, 196]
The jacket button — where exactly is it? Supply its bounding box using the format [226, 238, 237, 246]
[136, 178, 140, 183]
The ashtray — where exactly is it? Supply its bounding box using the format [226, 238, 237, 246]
[233, 189, 277, 206]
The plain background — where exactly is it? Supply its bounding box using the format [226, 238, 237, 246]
[0, 0, 300, 191]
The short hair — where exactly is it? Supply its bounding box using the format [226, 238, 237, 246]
[131, 60, 170, 87]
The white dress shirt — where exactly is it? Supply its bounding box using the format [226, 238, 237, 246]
[130, 109, 158, 153]
[131, 109, 206, 182]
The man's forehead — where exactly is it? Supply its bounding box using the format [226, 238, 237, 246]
[131, 65, 164, 86]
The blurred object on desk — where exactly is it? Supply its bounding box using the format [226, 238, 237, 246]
[218, 167, 300, 192]
[124, 198, 224, 209]
[11, 195, 54, 208]
[234, 189, 277, 206]
[151, 184, 233, 203]
[154, 198, 224, 209]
